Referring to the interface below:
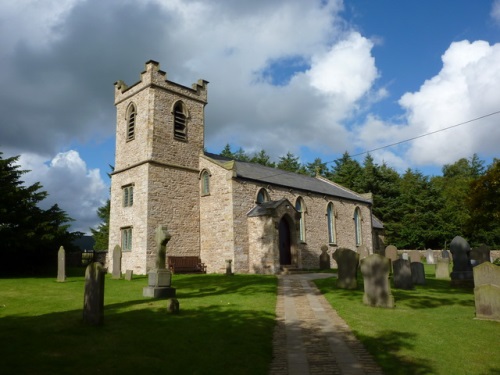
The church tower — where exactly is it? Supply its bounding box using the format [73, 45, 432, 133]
[108, 61, 208, 274]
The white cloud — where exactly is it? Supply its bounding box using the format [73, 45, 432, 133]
[491, 0, 500, 25]
[18, 150, 108, 234]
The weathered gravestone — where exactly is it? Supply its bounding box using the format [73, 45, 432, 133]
[57, 246, 66, 282]
[441, 249, 450, 262]
[112, 244, 122, 279]
[143, 225, 176, 298]
[435, 261, 450, 279]
[393, 259, 413, 289]
[167, 298, 180, 314]
[450, 236, 473, 286]
[358, 244, 370, 260]
[125, 270, 133, 281]
[225, 259, 233, 276]
[360, 254, 394, 308]
[384, 245, 398, 273]
[409, 250, 421, 263]
[83, 262, 106, 325]
[332, 248, 359, 289]
[319, 245, 330, 269]
[470, 244, 491, 267]
[473, 262, 500, 321]
[401, 252, 409, 261]
[411, 262, 426, 285]
[425, 249, 435, 265]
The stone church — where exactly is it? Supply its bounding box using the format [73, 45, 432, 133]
[108, 60, 382, 275]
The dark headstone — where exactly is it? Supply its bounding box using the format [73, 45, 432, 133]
[411, 262, 426, 285]
[450, 236, 473, 286]
[125, 270, 133, 281]
[435, 261, 450, 279]
[441, 249, 450, 260]
[360, 254, 394, 308]
[83, 262, 105, 325]
[393, 259, 413, 289]
[470, 244, 491, 266]
[473, 262, 500, 321]
[112, 245, 122, 279]
[167, 298, 180, 314]
[409, 250, 421, 263]
[319, 245, 330, 269]
[332, 248, 359, 289]
[425, 249, 435, 265]
[57, 246, 66, 282]
[225, 259, 233, 276]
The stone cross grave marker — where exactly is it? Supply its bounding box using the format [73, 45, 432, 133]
[57, 246, 66, 282]
[393, 258, 414, 289]
[112, 244, 122, 279]
[409, 250, 421, 263]
[332, 248, 359, 289]
[426, 249, 435, 264]
[411, 262, 426, 285]
[473, 262, 500, 321]
[83, 262, 106, 325]
[360, 254, 394, 308]
[450, 236, 473, 286]
[319, 245, 330, 270]
[155, 224, 171, 269]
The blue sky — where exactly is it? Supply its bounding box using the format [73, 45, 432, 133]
[1, 0, 499, 233]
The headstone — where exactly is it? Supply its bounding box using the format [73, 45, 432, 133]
[450, 236, 473, 286]
[332, 248, 359, 289]
[411, 262, 426, 285]
[225, 259, 233, 276]
[401, 252, 409, 261]
[143, 225, 176, 298]
[57, 246, 66, 282]
[167, 298, 180, 314]
[409, 250, 421, 263]
[83, 262, 106, 325]
[360, 254, 394, 308]
[125, 270, 133, 281]
[112, 245, 122, 279]
[393, 259, 413, 289]
[357, 244, 370, 260]
[384, 245, 398, 262]
[435, 261, 450, 279]
[425, 249, 435, 264]
[470, 244, 491, 266]
[319, 245, 330, 269]
[473, 262, 500, 321]
[441, 249, 450, 261]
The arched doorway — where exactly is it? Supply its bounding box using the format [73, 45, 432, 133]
[279, 217, 292, 265]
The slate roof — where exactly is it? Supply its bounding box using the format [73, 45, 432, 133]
[372, 215, 384, 229]
[247, 198, 295, 217]
[205, 152, 371, 204]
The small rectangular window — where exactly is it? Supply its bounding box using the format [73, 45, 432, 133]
[122, 185, 134, 207]
[121, 227, 132, 251]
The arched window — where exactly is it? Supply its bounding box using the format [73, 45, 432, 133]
[173, 101, 187, 140]
[126, 103, 136, 141]
[256, 188, 269, 204]
[295, 197, 306, 242]
[327, 202, 336, 244]
[200, 170, 210, 196]
[354, 207, 362, 246]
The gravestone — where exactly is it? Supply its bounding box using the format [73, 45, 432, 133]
[112, 245, 122, 279]
[401, 252, 409, 261]
[411, 262, 426, 285]
[167, 298, 180, 314]
[450, 236, 473, 286]
[393, 259, 413, 289]
[473, 262, 500, 321]
[319, 245, 330, 269]
[125, 270, 133, 281]
[425, 249, 435, 264]
[83, 262, 106, 325]
[409, 250, 421, 263]
[441, 249, 450, 261]
[360, 254, 394, 308]
[332, 248, 359, 289]
[385, 245, 398, 262]
[57, 246, 66, 282]
[225, 259, 233, 276]
[435, 261, 450, 279]
[470, 244, 491, 266]
[143, 225, 176, 298]
[357, 244, 370, 260]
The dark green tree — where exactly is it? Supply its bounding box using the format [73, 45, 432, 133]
[220, 143, 234, 159]
[91, 199, 110, 250]
[277, 152, 306, 174]
[305, 157, 328, 177]
[329, 152, 363, 192]
[250, 150, 275, 167]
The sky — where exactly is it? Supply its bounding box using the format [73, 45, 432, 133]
[1, 0, 500, 234]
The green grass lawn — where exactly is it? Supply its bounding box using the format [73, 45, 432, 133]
[314, 265, 500, 375]
[0, 269, 277, 375]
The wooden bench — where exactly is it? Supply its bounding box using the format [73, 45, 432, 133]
[167, 256, 207, 274]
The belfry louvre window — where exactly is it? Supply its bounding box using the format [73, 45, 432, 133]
[123, 185, 134, 207]
[173, 102, 187, 140]
[126, 104, 136, 141]
[121, 227, 132, 251]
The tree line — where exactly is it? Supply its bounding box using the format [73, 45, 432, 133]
[218, 144, 500, 249]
